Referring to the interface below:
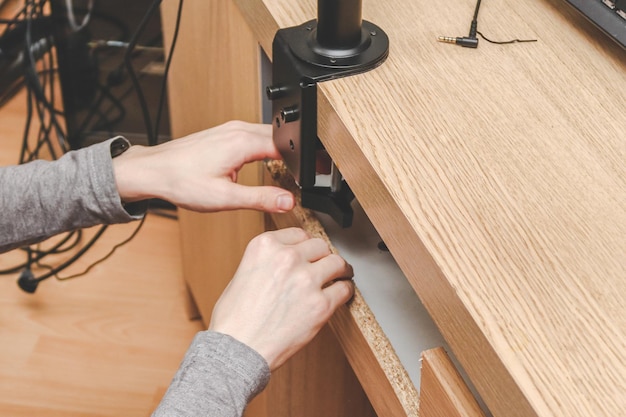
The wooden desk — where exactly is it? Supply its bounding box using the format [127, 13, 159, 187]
[161, 1, 625, 416]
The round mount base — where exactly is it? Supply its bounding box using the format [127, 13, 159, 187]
[287, 19, 389, 70]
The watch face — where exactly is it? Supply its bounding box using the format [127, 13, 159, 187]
[110, 138, 129, 158]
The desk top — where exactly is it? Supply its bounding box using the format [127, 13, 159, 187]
[235, 1, 626, 416]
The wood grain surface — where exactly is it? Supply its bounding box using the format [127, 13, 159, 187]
[234, 1, 626, 417]
[419, 347, 487, 417]
[160, 0, 266, 325]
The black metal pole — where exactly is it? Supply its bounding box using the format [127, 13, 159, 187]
[316, 0, 362, 50]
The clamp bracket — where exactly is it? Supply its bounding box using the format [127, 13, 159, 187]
[267, 0, 389, 227]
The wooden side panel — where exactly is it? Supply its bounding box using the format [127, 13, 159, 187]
[265, 322, 377, 417]
[419, 348, 487, 417]
[160, 0, 264, 325]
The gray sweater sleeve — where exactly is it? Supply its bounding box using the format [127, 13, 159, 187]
[0, 138, 139, 253]
[153, 331, 271, 417]
[2, 140, 271, 415]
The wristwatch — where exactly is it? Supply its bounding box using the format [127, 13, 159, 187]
[109, 136, 145, 217]
[110, 137, 130, 158]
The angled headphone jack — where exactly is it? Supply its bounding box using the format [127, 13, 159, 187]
[438, 0, 482, 48]
[438, 0, 537, 48]
[437, 35, 478, 48]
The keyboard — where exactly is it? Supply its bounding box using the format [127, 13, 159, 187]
[564, 0, 626, 48]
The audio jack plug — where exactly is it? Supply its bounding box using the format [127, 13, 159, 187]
[437, 0, 536, 49]
[439, 0, 481, 48]
[437, 36, 478, 48]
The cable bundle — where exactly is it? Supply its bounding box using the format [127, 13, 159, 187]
[0, 0, 184, 292]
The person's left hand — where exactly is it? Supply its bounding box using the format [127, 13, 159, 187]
[209, 227, 355, 370]
[112, 121, 294, 213]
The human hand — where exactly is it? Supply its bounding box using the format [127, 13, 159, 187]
[209, 227, 354, 370]
[112, 121, 294, 213]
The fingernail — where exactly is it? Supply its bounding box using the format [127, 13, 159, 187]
[277, 194, 294, 211]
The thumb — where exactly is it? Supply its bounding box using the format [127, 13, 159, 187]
[225, 183, 295, 213]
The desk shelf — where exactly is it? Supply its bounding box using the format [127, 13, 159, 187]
[161, 1, 626, 416]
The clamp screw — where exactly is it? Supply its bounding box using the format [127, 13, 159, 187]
[280, 105, 299, 123]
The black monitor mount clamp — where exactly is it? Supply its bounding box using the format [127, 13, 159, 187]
[266, 0, 389, 227]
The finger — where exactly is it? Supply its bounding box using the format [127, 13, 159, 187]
[266, 227, 311, 245]
[232, 126, 282, 163]
[216, 121, 279, 160]
[322, 279, 355, 311]
[217, 120, 271, 137]
[219, 182, 294, 213]
[208, 120, 272, 136]
[310, 254, 354, 287]
[239, 135, 282, 163]
[238, 122, 272, 137]
[293, 237, 331, 263]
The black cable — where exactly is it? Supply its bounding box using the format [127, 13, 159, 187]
[7, 0, 106, 289]
[23, 0, 67, 154]
[0, 231, 82, 275]
[75, 82, 126, 137]
[154, 0, 183, 144]
[31, 230, 82, 255]
[59, 219, 145, 280]
[437, 0, 482, 48]
[18, 2, 78, 159]
[470, 0, 481, 37]
[477, 31, 537, 45]
[18, 69, 34, 163]
[30, 49, 60, 159]
[64, 9, 130, 144]
[17, 225, 109, 292]
[70, 3, 176, 146]
[8, 0, 184, 292]
[49, 216, 147, 281]
[123, 0, 163, 146]
[20, 1, 65, 162]
[36, 226, 107, 281]
[18, 1, 85, 280]
[89, 91, 126, 134]
[438, 0, 536, 48]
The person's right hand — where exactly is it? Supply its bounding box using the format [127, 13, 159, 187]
[112, 121, 294, 214]
[209, 227, 354, 371]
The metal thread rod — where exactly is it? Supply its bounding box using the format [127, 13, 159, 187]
[317, 0, 362, 50]
[330, 162, 343, 193]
